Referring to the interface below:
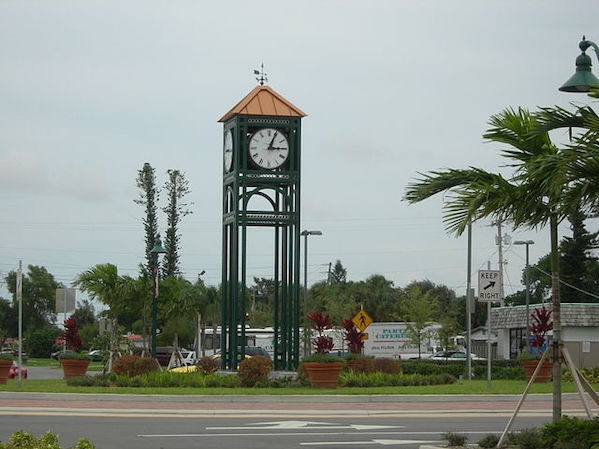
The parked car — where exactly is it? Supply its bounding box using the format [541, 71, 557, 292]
[87, 350, 108, 362]
[211, 346, 271, 360]
[51, 349, 77, 360]
[428, 350, 485, 361]
[155, 347, 196, 367]
[8, 362, 27, 379]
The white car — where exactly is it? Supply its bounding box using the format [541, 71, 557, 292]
[428, 350, 485, 361]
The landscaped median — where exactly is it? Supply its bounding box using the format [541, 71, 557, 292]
[418, 416, 599, 448]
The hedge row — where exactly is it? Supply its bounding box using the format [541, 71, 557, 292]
[66, 370, 456, 389]
[401, 359, 525, 380]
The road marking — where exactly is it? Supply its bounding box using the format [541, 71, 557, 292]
[206, 421, 401, 430]
[301, 440, 442, 446]
[137, 430, 500, 438]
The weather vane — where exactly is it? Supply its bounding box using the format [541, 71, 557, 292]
[254, 63, 268, 86]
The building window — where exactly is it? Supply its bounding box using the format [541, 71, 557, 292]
[509, 328, 526, 359]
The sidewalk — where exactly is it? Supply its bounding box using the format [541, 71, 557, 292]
[0, 392, 595, 417]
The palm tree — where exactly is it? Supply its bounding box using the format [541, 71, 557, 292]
[404, 107, 576, 420]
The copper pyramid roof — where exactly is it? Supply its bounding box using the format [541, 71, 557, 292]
[218, 85, 307, 122]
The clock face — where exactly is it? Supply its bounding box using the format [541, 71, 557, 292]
[248, 128, 289, 169]
[223, 130, 233, 172]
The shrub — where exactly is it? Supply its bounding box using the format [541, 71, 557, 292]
[0, 430, 96, 449]
[442, 431, 468, 447]
[197, 356, 220, 374]
[373, 358, 401, 374]
[477, 433, 499, 448]
[541, 416, 599, 449]
[0, 353, 14, 361]
[112, 355, 160, 377]
[509, 428, 543, 449]
[345, 356, 375, 373]
[58, 352, 90, 360]
[238, 356, 272, 387]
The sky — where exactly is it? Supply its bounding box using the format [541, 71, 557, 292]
[1, 0, 599, 305]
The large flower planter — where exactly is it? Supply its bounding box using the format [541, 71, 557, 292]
[60, 359, 90, 379]
[521, 359, 552, 383]
[303, 361, 343, 388]
[0, 360, 11, 385]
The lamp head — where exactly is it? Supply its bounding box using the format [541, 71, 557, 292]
[513, 240, 535, 245]
[150, 236, 166, 254]
[301, 230, 322, 236]
[559, 36, 599, 92]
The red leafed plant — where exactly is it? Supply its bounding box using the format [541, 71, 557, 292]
[342, 319, 364, 354]
[529, 307, 553, 353]
[62, 317, 83, 351]
[307, 311, 334, 354]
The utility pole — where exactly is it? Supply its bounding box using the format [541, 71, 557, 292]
[17, 260, 23, 384]
[496, 222, 505, 306]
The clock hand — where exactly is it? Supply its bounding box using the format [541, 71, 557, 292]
[267, 132, 277, 150]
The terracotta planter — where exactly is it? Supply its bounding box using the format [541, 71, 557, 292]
[521, 359, 552, 383]
[303, 361, 342, 388]
[0, 360, 12, 385]
[60, 359, 90, 379]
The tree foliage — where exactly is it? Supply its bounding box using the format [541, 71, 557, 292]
[5, 265, 61, 333]
[162, 169, 192, 278]
[135, 162, 160, 275]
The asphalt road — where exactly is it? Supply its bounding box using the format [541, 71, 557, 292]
[0, 414, 552, 449]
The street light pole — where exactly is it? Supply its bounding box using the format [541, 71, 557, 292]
[300, 230, 322, 355]
[514, 240, 534, 352]
[553, 35, 599, 421]
[150, 236, 166, 359]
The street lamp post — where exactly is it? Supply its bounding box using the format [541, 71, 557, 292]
[514, 240, 534, 352]
[300, 230, 322, 355]
[150, 236, 166, 359]
[552, 35, 599, 421]
[559, 36, 599, 92]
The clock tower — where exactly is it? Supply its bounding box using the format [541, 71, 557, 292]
[219, 85, 306, 370]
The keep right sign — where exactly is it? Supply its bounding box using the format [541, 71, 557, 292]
[478, 270, 501, 302]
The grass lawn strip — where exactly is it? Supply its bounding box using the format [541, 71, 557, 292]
[0, 379, 593, 395]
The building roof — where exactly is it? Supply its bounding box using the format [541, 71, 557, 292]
[490, 303, 599, 329]
[218, 85, 307, 122]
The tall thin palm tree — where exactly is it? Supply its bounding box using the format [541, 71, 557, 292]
[404, 107, 577, 420]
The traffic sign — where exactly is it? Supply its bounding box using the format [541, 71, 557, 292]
[352, 310, 373, 331]
[478, 270, 501, 302]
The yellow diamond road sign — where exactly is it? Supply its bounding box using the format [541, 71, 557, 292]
[352, 310, 373, 332]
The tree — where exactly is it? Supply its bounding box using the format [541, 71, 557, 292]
[162, 169, 193, 278]
[5, 265, 61, 332]
[404, 106, 581, 420]
[401, 286, 437, 358]
[0, 298, 17, 347]
[506, 209, 599, 304]
[73, 264, 148, 331]
[71, 299, 97, 328]
[135, 163, 160, 275]
[329, 260, 347, 284]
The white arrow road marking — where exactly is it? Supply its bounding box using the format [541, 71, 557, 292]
[301, 439, 442, 446]
[206, 420, 402, 430]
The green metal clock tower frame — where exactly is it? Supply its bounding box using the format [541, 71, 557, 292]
[218, 85, 306, 370]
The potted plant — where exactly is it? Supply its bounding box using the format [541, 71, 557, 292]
[301, 312, 343, 388]
[341, 319, 374, 373]
[58, 317, 90, 379]
[0, 353, 14, 385]
[520, 306, 553, 383]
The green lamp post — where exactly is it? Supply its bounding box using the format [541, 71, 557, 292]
[559, 36, 599, 92]
[150, 236, 166, 358]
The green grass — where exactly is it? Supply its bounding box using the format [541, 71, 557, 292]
[0, 379, 594, 395]
[25, 358, 104, 371]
